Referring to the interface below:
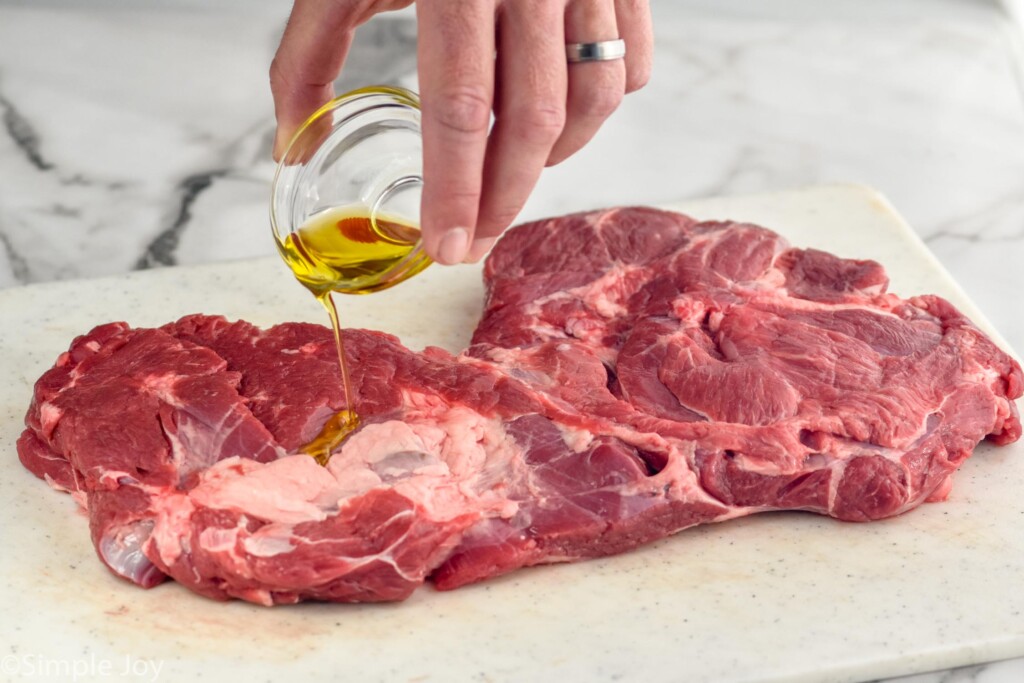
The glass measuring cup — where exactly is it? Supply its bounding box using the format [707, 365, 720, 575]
[270, 85, 431, 294]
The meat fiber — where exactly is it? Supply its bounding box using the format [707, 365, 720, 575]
[17, 207, 1022, 605]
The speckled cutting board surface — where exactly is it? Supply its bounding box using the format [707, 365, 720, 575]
[1, 185, 1021, 683]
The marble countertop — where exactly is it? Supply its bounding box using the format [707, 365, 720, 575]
[0, 1, 1022, 681]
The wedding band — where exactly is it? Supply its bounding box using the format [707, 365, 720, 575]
[566, 39, 626, 63]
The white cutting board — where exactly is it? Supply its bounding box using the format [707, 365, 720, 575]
[0, 185, 1021, 683]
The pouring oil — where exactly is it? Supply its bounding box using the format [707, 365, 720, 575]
[276, 205, 430, 465]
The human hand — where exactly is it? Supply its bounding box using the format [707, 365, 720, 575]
[270, 0, 653, 265]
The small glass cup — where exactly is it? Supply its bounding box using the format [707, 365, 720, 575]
[270, 85, 431, 293]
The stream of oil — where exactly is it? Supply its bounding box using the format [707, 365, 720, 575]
[276, 206, 429, 465]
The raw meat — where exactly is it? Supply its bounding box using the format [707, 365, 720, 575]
[17, 207, 1022, 605]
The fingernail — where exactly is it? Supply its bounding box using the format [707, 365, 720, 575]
[437, 227, 470, 265]
[464, 237, 497, 264]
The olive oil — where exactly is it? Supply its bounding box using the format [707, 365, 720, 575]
[276, 205, 430, 465]
[277, 205, 431, 296]
[305, 290, 360, 466]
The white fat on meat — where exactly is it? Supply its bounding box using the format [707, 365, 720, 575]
[577, 265, 648, 319]
[553, 423, 595, 453]
[37, 402, 63, 440]
[242, 528, 300, 558]
[145, 409, 522, 565]
[189, 456, 343, 525]
[147, 490, 197, 567]
[330, 408, 520, 519]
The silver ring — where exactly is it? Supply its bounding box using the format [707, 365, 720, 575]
[566, 39, 626, 63]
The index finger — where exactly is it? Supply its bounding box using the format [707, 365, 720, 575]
[269, 0, 357, 160]
[416, 0, 495, 265]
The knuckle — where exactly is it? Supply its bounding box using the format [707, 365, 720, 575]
[433, 86, 492, 134]
[268, 57, 288, 91]
[618, 0, 649, 13]
[626, 63, 652, 92]
[426, 184, 481, 222]
[511, 103, 566, 145]
[444, 185, 483, 205]
[482, 205, 523, 232]
[577, 80, 624, 119]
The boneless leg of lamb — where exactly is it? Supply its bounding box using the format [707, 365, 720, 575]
[17, 207, 1022, 605]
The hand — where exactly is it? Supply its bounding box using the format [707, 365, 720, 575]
[270, 0, 653, 265]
